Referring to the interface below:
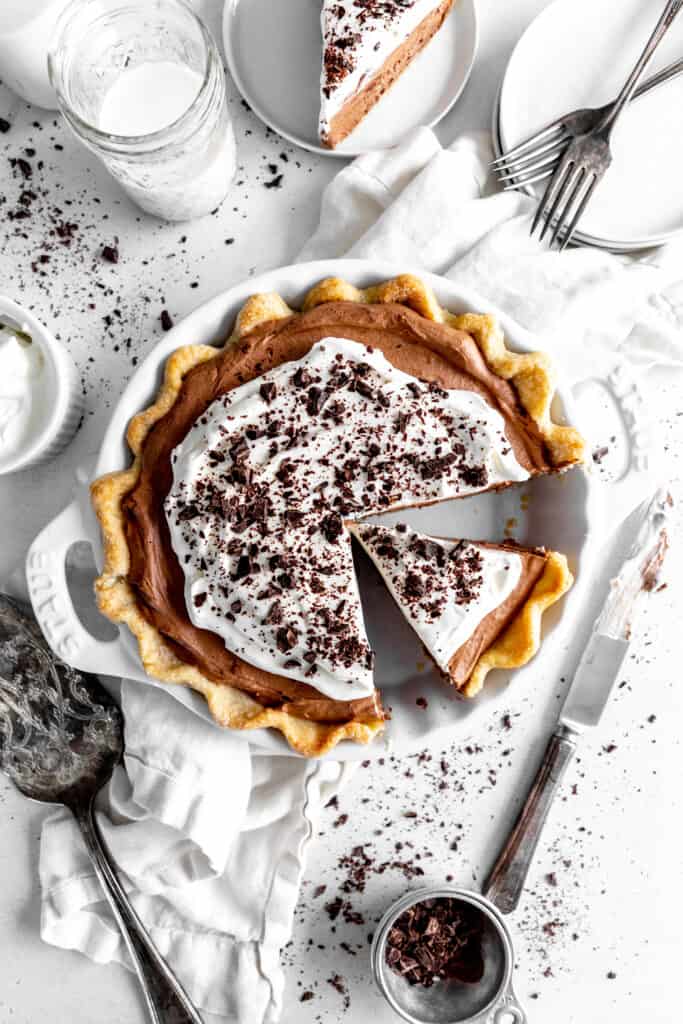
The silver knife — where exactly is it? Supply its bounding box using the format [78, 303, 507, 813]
[483, 488, 671, 914]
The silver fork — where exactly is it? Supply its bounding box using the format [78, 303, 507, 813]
[494, 57, 683, 191]
[532, 0, 683, 249]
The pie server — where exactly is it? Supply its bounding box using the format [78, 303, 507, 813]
[484, 487, 671, 914]
[0, 595, 203, 1024]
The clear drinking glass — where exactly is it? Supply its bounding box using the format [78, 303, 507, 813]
[49, 0, 236, 221]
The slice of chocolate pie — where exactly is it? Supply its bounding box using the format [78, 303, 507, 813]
[319, 0, 455, 148]
[350, 522, 572, 697]
[91, 274, 584, 755]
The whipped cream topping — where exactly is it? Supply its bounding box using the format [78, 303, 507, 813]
[350, 522, 523, 672]
[165, 338, 529, 701]
[319, 0, 440, 137]
[0, 323, 45, 462]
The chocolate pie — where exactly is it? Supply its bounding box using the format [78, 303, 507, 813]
[319, 0, 455, 148]
[350, 522, 571, 697]
[91, 274, 584, 755]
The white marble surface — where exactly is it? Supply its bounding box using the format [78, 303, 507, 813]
[0, 1, 681, 1022]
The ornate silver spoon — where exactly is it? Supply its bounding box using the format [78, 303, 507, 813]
[0, 594, 203, 1024]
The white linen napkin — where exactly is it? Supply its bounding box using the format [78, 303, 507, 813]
[38, 128, 683, 1023]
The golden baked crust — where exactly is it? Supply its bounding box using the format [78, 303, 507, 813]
[458, 551, 573, 698]
[92, 274, 583, 755]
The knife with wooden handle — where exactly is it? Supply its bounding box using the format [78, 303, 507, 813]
[483, 488, 671, 914]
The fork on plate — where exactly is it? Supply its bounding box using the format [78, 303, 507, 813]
[494, 58, 683, 192]
[497, 0, 683, 249]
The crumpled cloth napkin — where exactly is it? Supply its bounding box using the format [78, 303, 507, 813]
[39, 128, 683, 1023]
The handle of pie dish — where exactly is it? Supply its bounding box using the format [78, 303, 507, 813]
[26, 499, 138, 678]
[570, 363, 657, 522]
[74, 800, 204, 1024]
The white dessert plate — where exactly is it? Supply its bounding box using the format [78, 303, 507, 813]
[27, 260, 597, 760]
[491, 88, 634, 255]
[222, 0, 478, 157]
[498, 0, 683, 250]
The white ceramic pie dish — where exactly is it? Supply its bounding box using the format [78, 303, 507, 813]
[26, 260, 598, 759]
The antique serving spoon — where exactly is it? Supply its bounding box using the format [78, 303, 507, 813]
[0, 594, 203, 1024]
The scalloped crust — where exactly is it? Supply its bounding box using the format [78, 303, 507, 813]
[92, 273, 583, 756]
[458, 550, 572, 697]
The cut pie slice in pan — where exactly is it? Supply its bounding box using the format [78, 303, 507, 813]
[349, 521, 573, 698]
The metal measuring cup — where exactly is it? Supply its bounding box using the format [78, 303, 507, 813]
[371, 887, 526, 1024]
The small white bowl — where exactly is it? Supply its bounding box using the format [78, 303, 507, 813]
[0, 297, 83, 475]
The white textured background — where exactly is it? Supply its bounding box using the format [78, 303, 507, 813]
[1, 1, 681, 1022]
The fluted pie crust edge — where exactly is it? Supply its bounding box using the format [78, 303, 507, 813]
[91, 274, 583, 756]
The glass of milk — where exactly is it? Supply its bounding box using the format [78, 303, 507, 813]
[49, 0, 236, 221]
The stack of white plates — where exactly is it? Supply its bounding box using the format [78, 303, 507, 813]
[493, 0, 683, 253]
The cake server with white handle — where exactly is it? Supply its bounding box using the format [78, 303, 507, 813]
[483, 487, 671, 914]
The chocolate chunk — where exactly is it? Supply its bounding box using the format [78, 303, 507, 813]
[460, 464, 488, 488]
[11, 157, 32, 179]
[177, 503, 200, 522]
[276, 625, 298, 652]
[275, 459, 295, 484]
[101, 244, 119, 264]
[260, 381, 277, 403]
[404, 572, 424, 599]
[306, 385, 325, 416]
[397, 412, 411, 434]
[160, 309, 173, 331]
[230, 436, 249, 462]
[321, 512, 343, 544]
[292, 367, 312, 389]
[193, 592, 207, 608]
[232, 555, 252, 580]
[263, 600, 283, 625]
[384, 897, 484, 988]
[354, 378, 374, 400]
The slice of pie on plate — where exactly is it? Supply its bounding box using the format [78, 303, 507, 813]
[91, 273, 584, 756]
[319, 0, 455, 148]
[350, 522, 572, 698]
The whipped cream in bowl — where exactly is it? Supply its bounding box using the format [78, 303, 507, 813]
[0, 298, 82, 475]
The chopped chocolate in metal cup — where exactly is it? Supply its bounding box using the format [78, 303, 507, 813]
[384, 896, 484, 988]
[371, 888, 527, 1024]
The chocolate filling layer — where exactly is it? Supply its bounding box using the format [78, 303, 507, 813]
[322, 0, 455, 149]
[447, 542, 547, 687]
[123, 301, 554, 722]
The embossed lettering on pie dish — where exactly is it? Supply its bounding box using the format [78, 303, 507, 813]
[319, 0, 455, 148]
[350, 522, 572, 697]
[91, 274, 584, 756]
